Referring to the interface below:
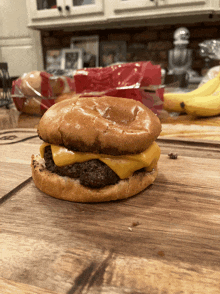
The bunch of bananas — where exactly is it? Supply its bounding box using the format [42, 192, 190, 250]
[163, 72, 220, 116]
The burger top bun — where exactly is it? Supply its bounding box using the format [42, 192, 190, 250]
[20, 71, 42, 96]
[38, 96, 161, 155]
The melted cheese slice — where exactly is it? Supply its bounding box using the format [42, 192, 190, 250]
[40, 142, 160, 179]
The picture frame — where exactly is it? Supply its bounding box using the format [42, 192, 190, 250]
[99, 41, 127, 67]
[61, 48, 83, 70]
[70, 35, 99, 68]
[46, 50, 62, 71]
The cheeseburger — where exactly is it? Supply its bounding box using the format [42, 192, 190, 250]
[31, 96, 161, 202]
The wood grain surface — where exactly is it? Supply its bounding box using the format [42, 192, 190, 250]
[160, 111, 220, 127]
[161, 123, 220, 141]
[0, 277, 59, 294]
[1, 129, 220, 293]
[0, 129, 40, 199]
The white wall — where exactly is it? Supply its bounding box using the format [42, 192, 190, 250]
[0, 0, 43, 76]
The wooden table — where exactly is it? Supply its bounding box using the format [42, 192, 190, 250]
[1, 128, 220, 294]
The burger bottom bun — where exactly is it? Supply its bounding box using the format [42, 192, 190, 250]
[31, 154, 158, 203]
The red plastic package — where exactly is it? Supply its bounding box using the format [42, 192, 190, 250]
[74, 62, 164, 114]
[140, 88, 164, 114]
[12, 71, 75, 115]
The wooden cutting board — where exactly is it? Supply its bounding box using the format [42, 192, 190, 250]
[161, 123, 220, 141]
[0, 129, 40, 199]
[1, 129, 220, 294]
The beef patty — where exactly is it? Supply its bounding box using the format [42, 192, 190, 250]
[44, 145, 120, 188]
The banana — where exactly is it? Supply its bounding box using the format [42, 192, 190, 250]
[182, 84, 220, 117]
[163, 71, 220, 113]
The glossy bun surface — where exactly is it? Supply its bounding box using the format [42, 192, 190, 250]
[38, 96, 161, 155]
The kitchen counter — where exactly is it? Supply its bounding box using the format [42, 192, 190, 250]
[160, 113, 220, 141]
[0, 104, 40, 130]
[1, 103, 220, 141]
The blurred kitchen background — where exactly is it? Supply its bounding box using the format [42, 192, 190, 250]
[1, 0, 220, 83]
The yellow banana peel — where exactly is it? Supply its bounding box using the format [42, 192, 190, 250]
[182, 85, 220, 117]
[163, 71, 220, 113]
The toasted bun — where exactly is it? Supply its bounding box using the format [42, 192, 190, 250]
[31, 154, 158, 202]
[20, 71, 42, 96]
[38, 96, 161, 155]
